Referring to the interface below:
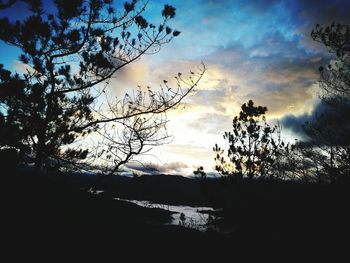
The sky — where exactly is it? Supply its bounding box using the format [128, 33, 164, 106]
[1, 0, 350, 176]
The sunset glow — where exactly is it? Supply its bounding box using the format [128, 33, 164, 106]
[1, 0, 350, 175]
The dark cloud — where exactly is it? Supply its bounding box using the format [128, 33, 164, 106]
[125, 161, 189, 175]
[281, 98, 350, 144]
[124, 163, 160, 175]
[293, 0, 350, 26]
[234, 0, 350, 26]
[280, 112, 311, 138]
[290, 0, 350, 50]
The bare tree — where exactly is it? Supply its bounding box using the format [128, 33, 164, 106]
[92, 66, 206, 175]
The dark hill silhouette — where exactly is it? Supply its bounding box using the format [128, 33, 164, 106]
[101, 174, 206, 206]
[2, 168, 350, 261]
[35, 172, 208, 206]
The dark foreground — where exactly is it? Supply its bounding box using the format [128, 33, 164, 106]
[2, 169, 350, 260]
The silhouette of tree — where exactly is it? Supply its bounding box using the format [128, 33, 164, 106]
[0, 0, 205, 172]
[213, 100, 288, 179]
[279, 141, 324, 182]
[0, 65, 32, 157]
[301, 101, 350, 182]
[95, 113, 170, 175]
[300, 23, 350, 182]
[311, 23, 350, 100]
[193, 166, 206, 179]
[93, 67, 205, 175]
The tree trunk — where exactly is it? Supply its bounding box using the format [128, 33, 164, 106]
[34, 60, 55, 173]
[34, 131, 45, 173]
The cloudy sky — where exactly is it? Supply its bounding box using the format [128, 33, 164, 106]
[1, 0, 350, 176]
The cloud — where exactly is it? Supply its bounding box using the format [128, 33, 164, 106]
[281, 98, 350, 145]
[165, 0, 350, 57]
[192, 31, 326, 118]
[190, 84, 241, 114]
[13, 60, 34, 74]
[133, 27, 331, 173]
[278, 0, 350, 50]
[106, 60, 152, 98]
[187, 113, 232, 134]
[280, 112, 312, 139]
[294, 0, 350, 29]
[102, 0, 350, 174]
[125, 161, 189, 175]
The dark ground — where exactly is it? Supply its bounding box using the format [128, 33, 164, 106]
[2, 169, 350, 260]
